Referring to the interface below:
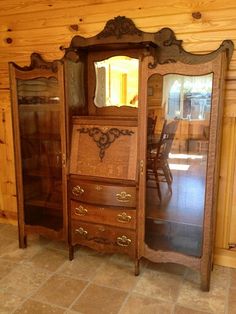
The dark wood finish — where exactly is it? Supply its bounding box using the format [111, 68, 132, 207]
[70, 179, 136, 207]
[71, 220, 136, 258]
[9, 16, 234, 290]
[9, 54, 68, 246]
[68, 116, 138, 270]
[139, 51, 231, 291]
[67, 16, 233, 66]
[70, 117, 138, 180]
[71, 200, 136, 229]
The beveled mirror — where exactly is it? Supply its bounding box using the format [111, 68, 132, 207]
[94, 56, 139, 108]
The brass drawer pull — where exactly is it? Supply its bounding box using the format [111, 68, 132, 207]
[75, 205, 88, 216]
[117, 212, 132, 223]
[116, 235, 132, 247]
[75, 227, 88, 238]
[72, 185, 84, 197]
[116, 191, 132, 203]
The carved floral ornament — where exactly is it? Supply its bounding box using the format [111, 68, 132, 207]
[77, 127, 134, 161]
[67, 16, 234, 68]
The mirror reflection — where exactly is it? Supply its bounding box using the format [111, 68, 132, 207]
[94, 56, 139, 108]
[146, 73, 213, 257]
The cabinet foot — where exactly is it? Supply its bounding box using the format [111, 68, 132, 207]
[69, 245, 74, 261]
[134, 259, 140, 276]
[19, 235, 27, 249]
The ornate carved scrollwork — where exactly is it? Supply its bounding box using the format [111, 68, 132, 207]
[97, 16, 142, 39]
[78, 127, 134, 161]
[12, 53, 59, 72]
[69, 16, 234, 68]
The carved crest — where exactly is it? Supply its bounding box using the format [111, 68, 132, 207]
[12, 53, 58, 72]
[69, 16, 234, 67]
[97, 16, 142, 39]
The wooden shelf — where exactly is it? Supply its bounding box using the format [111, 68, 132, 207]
[19, 104, 60, 112]
[25, 198, 62, 210]
[24, 167, 62, 178]
[21, 132, 61, 141]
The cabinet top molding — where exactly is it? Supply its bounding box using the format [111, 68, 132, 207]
[67, 16, 234, 66]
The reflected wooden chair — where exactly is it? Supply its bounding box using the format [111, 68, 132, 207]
[147, 119, 179, 201]
[147, 116, 157, 137]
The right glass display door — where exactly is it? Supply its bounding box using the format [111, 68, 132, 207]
[145, 73, 213, 257]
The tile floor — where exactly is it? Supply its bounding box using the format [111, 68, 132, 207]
[0, 223, 235, 314]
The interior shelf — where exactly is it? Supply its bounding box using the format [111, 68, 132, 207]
[24, 167, 62, 178]
[25, 197, 62, 211]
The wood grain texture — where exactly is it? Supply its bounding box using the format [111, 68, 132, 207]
[0, 1, 235, 267]
[0, 90, 17, 218]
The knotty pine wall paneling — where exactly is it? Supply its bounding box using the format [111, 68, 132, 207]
[0, 0, 236, 267]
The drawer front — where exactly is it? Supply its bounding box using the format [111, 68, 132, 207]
[71, 200, 136, 229]
[70, 180, 136, 207]
[71, 220, 136, 257]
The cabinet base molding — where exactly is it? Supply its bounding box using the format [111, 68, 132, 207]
[214, 248, 236, 268]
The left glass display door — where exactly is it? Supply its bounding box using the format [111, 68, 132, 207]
[9, 56, 68, 247]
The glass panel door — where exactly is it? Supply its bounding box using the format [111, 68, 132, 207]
[17, 77, 63, 230]
[145, 73, 213, 257]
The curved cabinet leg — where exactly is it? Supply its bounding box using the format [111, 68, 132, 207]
[200, 264, 211, 291]
[69, 245, 74, 261]
[19, 234, 27, 249]
[135, 258, 140, 276]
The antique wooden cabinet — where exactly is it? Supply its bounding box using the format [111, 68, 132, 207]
[9, 16, 234, 290]
[9, 56, 70, 246]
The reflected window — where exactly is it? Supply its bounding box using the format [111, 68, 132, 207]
[163, 74, 213, 120]
[94, 56, 139, 108]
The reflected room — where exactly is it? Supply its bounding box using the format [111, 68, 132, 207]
[94, 56, 139, 108]
[146, 73, 213, 257]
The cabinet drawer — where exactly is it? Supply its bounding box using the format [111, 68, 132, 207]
[71, 200, 136, 229]
[70, 180, 136, 207]
[71, 220, 136, 257]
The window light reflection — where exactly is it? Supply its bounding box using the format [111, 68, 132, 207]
[169, 164, 190, 171]
[169, 153, 203, 160]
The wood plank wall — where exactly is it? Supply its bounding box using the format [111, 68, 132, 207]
[0, 0, 236, 265]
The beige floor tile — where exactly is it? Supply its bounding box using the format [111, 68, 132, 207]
[72, 283, 127, 314]
[59, 253, 106, 281]
[46, 239, 69, 252]
[0, 241, 44, 263]
[120, 293, 173, 314]
[92, 259, 139, 291]
[0, 258, 17, 280]
[230, 268, 236, 289]
[0, 291, 25, 313]
[14, 299, 65, 314]
[228, 288, 236, 314]
[134, 268, 183, 302]
[0, 236, 19, 257]
[0, 263, 51, 297]
[146, 261, 187, 276]
[211, 265, 229, 289]
[28, 247, 67, 272]
[0, 224, 18, 240]
[109, 254, 136, 266]
[177, 280, 226, 314]
[174, 304, 212, 314]
[33, 273, 88, 308]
